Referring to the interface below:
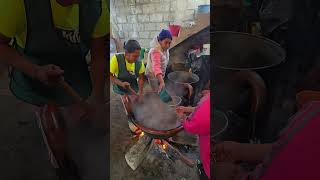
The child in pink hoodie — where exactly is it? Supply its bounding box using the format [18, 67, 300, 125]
[177, 93, 211, 179]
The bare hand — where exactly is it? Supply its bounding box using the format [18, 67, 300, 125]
[157, 81, 165, 93]
[213, 141, 242, 162]
[201, 90, 210, 97]
[176, 111, 187, 121]
[176, 106, 194, 114]
[121, 82, 131, 89]
[34, 64, 64, 86]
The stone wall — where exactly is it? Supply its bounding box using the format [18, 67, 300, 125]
[110, 0, 210, 48]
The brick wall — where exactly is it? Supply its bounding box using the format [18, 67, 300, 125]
[110, 0, 210, 48]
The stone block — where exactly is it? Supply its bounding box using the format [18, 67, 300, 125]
[139, 32, 150, 39]
[187, 0, 197, 9]
[119, 7, 129, 15]
[118, 31, 125, 38]
[127, 0, 136, 5]
[155, 4, 170, 12]
[183, 10, 195, 21]
[144, 23, 157, 31]
[139, 39, 152, 48]
[129, 31, 139, 38]
[117, 16, 127, 23]
[130, 5, 143, 15]
[163, 13, 175, 22]
[132, 24, 145, 31]
[138, 15, 150, 22]
[115, 0, 125, 6]
[143, 4, 156, 14]
[127, 15, 138, 23]
[116, 24, 123, 31]
[123, 24, 133, 31]
[156, 22, 168, 30]
[150, 31, 159, 38]
[170, 0, 177, 11]
[150, 14, 163, 22]
[177, 0, 187, 11]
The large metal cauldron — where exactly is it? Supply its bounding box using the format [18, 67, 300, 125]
[213, 31, 286, 142]
[166, 71, 200, 106]
[213, 31, 286, 70]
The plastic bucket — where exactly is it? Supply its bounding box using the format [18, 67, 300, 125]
[169, 25, 181, 37]
[198, 5, 210, 13]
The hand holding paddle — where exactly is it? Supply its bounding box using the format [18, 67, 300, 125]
[122, 82, 138, 96]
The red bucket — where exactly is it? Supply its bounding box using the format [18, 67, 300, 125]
[169, 25, 181, 37]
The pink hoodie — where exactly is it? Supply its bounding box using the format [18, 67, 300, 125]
[182, 95, 211, 178]
[240, 101, 320, 180]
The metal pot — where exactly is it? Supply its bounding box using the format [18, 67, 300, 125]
[167, 71, 199, 105]
[122, 94, 184, 139]
[213, 110, 229, 139]
[213, 31, 286, 70]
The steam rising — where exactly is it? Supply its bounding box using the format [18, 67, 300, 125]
[132, 93, 180, 131]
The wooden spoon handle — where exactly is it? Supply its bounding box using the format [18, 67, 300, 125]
[58, 80, 91, 111]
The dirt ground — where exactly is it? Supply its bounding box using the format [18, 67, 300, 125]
[0, 70, 201, 180]
[0, 75, 56, 180]
[110, 88, 200, 180]
[0, 74, 108, 180]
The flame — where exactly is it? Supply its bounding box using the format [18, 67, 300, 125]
[139, 132, 144, 137]
[162, 144, 168, 150]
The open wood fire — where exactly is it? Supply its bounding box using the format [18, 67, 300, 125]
[125, 110, 196, 171]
